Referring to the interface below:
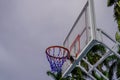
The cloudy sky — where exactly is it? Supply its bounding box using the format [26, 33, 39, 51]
[0, 0, 117, 80]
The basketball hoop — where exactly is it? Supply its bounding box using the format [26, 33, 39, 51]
[45, 46, 70, 73]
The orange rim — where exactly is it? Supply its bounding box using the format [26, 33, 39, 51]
[45, 46, 70, 59]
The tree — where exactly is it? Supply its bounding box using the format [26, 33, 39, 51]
[107, 0, 120, 31]
[71, 67, 85, 80]
[107, 0, 120, 79]
[46, 71, 70, 80]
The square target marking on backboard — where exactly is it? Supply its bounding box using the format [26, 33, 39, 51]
[70, 35, 80, 58]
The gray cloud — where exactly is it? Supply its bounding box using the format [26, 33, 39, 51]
[0, 0, 82, 80]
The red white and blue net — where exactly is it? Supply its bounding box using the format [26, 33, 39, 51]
[46, 46, 70, 73]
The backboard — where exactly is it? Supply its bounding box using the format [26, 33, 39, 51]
[62, 0, 96, 76]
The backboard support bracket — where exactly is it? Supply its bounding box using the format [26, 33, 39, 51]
[62, 39, 97, 77]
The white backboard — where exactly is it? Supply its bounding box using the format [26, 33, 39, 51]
[61, 0, 118, 78]
[62, 0, 96, 76]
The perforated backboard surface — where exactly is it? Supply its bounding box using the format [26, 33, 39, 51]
[62, 0, 96, 76]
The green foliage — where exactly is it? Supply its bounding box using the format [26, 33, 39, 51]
[46, 71, 70, 80]
[106, 2, 120, 78]
[104, 55, 118, 62]
[87, 51, 101, 65]
[103, 71, 109, 77]
[118, 1, 120, 7]
[47, 71, 57, 80]
[80, 60, 89, 71]
[97, 63, 104, 73]
[114, 4, 120, 30]
[107, 0, 115, 6]
[107, 0, 120, 31]
[117, 60, 120, 78]
[117, 18, 120, 31]
[118, 46, 120, 53]
[115, 32, 120, 42]
[71, 67, 84, 80]
[109, 61, 117, 80]
[89, 44, 106, 55]
[92, 71, 104, 80]
[105, 57, 120, 79]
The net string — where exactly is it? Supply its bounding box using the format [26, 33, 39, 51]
[46, 46, 69, 72]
